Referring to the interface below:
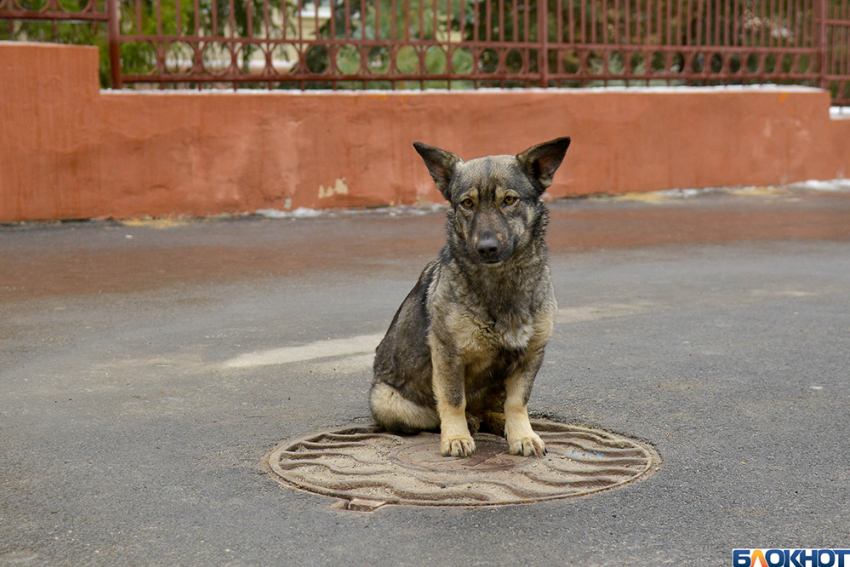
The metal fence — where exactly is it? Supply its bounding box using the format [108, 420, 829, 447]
[2, 0, 848, 102]
[0, 0, 107, 21]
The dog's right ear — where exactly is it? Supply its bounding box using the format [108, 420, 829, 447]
[413, 142, 462, 201]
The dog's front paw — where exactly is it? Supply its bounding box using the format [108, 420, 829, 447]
[441, 434, 476, 457]
[507, 432, 546, 457]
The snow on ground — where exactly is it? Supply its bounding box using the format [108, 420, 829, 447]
[251, 180, 849, 220]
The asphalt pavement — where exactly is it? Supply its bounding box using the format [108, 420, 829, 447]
[1, 185, 849, 566]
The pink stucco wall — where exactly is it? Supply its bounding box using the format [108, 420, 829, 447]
[1, 41, 848, 221]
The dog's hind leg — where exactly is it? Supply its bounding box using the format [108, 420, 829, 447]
[466, 392, 505, 436]
[480, 411, 506, 437]
[465, 412, 481, 436]
[370, 382, 440, 433]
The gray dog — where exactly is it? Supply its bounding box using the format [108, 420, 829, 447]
[370, 137, 571, 458]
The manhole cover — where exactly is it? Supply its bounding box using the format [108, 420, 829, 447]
[268, 420, 659, 510]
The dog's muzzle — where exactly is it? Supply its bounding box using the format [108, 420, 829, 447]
[475, 234, 509, 264]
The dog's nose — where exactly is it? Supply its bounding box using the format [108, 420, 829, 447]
[477, 235, 500, 261]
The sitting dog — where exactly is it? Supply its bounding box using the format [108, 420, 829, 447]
[370, 137, 571, 457]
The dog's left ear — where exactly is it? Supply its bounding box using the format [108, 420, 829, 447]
[413, 142, 462, 201]
[516, 137, 571, 193]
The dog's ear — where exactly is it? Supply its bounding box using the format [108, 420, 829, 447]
[413, 142, 462, 201]
[516, 137, 571, 193]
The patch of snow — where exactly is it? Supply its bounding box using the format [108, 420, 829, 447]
[830, 106, 850, 119]
[255, 208, 288, 218]
[255, 207, 324, 218]
[787, 179, 850, 192]
[656, 187, 708, 198]
[291, 207, 323, 218]
[255, 203, 448, 220]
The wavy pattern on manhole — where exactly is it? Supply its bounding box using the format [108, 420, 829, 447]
[268, 420, 660, 510]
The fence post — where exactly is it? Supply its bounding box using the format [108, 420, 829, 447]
[107, 0, 122, 89]
[815, 0, 828, 90]
[538, 0, 548, 87]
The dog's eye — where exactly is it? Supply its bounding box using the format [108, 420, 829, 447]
[503, 195, 518, 206]
[460, 198, 474, 209]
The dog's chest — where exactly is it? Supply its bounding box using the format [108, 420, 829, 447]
[447, 308, 536, 363]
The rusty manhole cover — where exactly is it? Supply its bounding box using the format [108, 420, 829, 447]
[267, 420, 659, 511]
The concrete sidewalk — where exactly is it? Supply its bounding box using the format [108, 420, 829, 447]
[2, 186, 849, 566]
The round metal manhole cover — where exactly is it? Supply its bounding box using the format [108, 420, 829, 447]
[268, 420, 660, 510]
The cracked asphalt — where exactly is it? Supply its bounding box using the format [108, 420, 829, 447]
[1, 185, 849, 566]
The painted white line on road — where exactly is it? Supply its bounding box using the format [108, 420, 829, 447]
[225, 301, 661, 369]
[223, 333, 384, 369]
[224, 290, 824, 369]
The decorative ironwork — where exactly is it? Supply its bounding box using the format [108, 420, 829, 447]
[0, 0, 108, 21]
[1, 0, 848, 102]
[823, 0, 850, 102]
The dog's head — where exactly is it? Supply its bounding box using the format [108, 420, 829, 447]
[413, 137, 571, 265]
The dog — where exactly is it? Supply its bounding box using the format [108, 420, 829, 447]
[370, 137, 571, 458]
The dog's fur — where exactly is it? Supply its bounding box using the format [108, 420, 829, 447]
[370, 137, 571, 457]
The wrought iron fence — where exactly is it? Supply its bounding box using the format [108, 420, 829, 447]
[824, 0, 850, 100]
[0, 0, 108, 21]
[2, 0, 849, 102]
